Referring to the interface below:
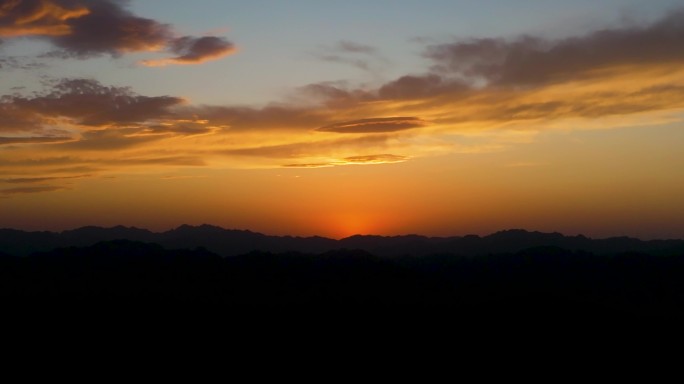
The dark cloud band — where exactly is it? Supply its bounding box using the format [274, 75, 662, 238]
[425, 9, 684, 85]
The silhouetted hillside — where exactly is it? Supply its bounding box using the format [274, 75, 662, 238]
[2, 239, 684, 318]
[1, 225, 682, 257]
[5, 225, 684, 257]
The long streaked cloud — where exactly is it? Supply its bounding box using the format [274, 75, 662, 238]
[318, 117, 429, 133]
[0, 154, 206, 175]
[0, 136, 72, 144]
[0, 185, 67, 195]
[223, 134, 394, 159]
[0, 0, 236, 65]
[282, 154, 408, 168]
[1, 174, 89, 183]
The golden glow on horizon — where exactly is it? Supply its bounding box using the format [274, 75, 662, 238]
[329, 214, 378, 239]
[1, 3, 684, 238]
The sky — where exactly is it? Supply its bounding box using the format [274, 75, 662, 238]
[1, 0, 683, 239]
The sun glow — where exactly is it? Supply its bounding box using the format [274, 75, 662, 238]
[331, 213, 379, 239]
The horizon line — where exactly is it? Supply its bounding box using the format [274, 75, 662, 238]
[1, 224, 682, 242]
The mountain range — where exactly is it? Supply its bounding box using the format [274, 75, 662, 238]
[1, 224, 682, 257]
[3, 226, 684, 318]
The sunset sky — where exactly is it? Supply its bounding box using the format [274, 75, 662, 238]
[1, 0, 683, 239]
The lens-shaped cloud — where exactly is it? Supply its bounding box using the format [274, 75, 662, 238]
[318, 117, 429, 133]
[282, 154, 408, 168]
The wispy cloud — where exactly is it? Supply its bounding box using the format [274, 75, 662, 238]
[2, 174, 89, 184]
[0, 185, 67, 195]
[312, 40, 386, 71]
[336, 41, 377, 54]
[0, 136, 72, 145]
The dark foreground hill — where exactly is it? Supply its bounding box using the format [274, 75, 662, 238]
[1, 225, 683, 257]
[2, 239, 684, 318]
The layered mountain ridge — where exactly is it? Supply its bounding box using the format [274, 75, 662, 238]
[1, 225, 682, 257]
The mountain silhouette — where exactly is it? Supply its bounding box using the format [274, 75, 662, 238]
[2, 238, 684, 318]
[1, 225, 682, 257]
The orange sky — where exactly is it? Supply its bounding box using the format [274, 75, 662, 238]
[1, 1, 683, 239]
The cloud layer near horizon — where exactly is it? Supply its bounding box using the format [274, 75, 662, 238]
[2, 7, 684, 195]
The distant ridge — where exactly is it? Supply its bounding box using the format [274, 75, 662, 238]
[1, 225, 682, 257]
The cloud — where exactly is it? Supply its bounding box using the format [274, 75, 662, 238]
[295, 82, 374, 107]
[0, 99, 56, 133]
[187, 104, 327, 132]
[0, 0, 90, 37]
[0, 136, 72, 145]
[377, 74, 470, 100]
[0, 78, 232, 161]
[312, 40, 385, 71]
[141, 36, 236, 66]
[2, 174, 89, 183]
[51, 0, 172, 58]
[343, 154, 407, 163]
[0, 155, 83, 167]
[224, 135, 393, 159]
[0, 56, 46, 70]
[424, 9, 684, 85]
[57, 129, 165, 151]
[159, 175, 208, 180]
[130, 121, 217, 136]
[282, 154, 408, 168]
[318, 117, 429, 133]
[113, 156, 206, 166]
[298, 75, 470, 105]
[0, 153, 207, 169]
[280, 162, 335, 169]
[316, 54, 373, 71]
[0, 154, 206, 180]
[4, 78, 184, 128]
[0, 185, 66, 195]
[0, 0, 235, 65]
[298, 10, 684, 129]
[0, 173, 94, 199]
[4, 9, 684, 174]
[336, 41, 377, 54]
